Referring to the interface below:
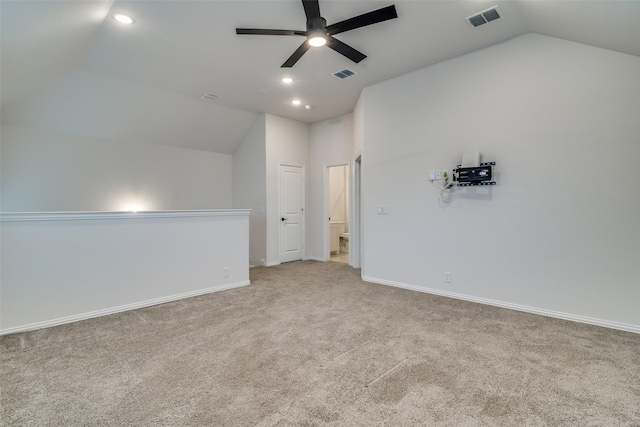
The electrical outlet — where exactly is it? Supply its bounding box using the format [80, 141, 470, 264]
[429, 170, 437, 181]
[377, 205, 389, 215]
[444, 272, 451, 283]
[435, 170, 442, 180]
[223, 267, 230, 278]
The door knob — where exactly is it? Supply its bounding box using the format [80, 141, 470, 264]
[281, 217, 288, 221]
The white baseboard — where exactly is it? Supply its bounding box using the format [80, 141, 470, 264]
[265, 261, 281, 267]
[362, 276, 640, 335]
[304, 256, 325, 262]
[0, 280, 251, 336]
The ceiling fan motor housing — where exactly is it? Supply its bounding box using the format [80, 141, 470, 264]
[307, 17, 327, 33]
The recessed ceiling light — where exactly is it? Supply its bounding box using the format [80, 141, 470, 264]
[281, 77, 293, 84]
[113, 14, 134, 24]
[291, 99, 301, 105]
[304, 105, 312, 110]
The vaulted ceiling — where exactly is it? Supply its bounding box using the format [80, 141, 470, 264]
[2, 1, 639, 154]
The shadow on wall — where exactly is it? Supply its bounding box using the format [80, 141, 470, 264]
[454, 186, 493, 201]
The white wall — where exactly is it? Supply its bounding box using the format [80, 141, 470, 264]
[329, 165, 347, 225]
[352, 97, 364, 157]
[1, 69, 257, 154]
[308, 115, 354, 260]
[361, 34, 640, 332]
[0, 210, 250, 334]
[265, 114, 310, 266]
[233, 115, 267, 266]
[0, 125, 233, 212]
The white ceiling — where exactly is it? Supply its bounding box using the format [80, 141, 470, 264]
[1, 0, 639, 154]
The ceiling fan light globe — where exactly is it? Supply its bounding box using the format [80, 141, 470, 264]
[308, 36, 327, 47]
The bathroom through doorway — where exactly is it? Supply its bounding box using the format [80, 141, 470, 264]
[325, 163, 349, 263]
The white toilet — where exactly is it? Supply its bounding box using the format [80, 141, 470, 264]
[330, 222, 347, 254]
[339, 232, 349, 253]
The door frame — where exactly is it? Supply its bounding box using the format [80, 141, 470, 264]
[323, 161, 350, 261]
[278, 163, 305, 263]
[350, 152, 362, 269]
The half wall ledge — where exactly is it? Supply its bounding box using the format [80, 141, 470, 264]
[0, 209, 251, 335]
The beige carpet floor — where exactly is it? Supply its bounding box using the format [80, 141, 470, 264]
[2, 261, 639, 426]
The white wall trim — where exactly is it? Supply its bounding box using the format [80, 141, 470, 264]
[0, 280, 251, 336]
[0, 209, 251, 222]
[265, 261, 281, 267]
[350, 152, 362, 269]
[249, 259, 268, 267]
[304, 256, 325, 262]
[362, 276, 640, 335]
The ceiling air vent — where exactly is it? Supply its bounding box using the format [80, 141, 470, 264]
[200, 93, 219, 101]
[466, 6, 501, 28]
[333, 69, 356, 80]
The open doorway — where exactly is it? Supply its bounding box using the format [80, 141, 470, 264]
[325, 163, 349, 263]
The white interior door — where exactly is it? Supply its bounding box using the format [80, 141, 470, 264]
[279, 164, 304, 263]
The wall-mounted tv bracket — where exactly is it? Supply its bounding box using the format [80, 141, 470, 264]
[453, 162, 496, 186]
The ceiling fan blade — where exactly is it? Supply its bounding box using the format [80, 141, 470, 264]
[282, 41, 312, 67]
[326, 5, 398, 35]
[236, 28, 306, 36]
[326, 36, 366, 64]
[302, 0, 321, 21]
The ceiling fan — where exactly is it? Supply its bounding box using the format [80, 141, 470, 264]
[236, 0, 398, 68]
